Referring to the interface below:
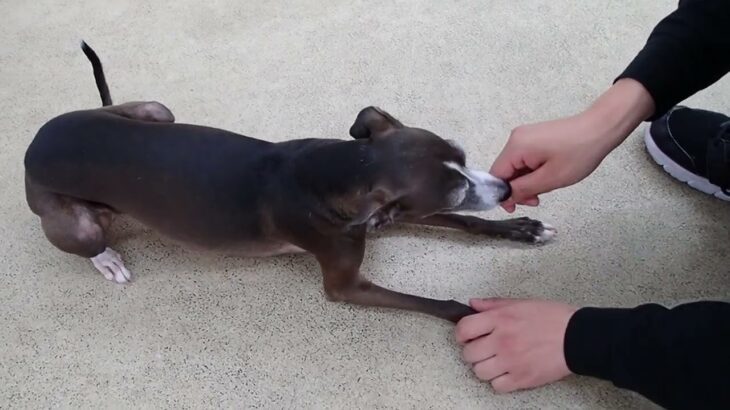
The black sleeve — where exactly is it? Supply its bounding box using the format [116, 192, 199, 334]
[564, 302, 730, 409]
[616, 0, 730, 121]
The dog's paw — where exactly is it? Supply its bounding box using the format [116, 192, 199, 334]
[90, 247, 133, 283]
[532, 222, 557, 244]
[365, 207, 398, 232]
[502, 217, 557, 244]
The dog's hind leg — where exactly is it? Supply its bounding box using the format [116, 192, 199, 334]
[101, 101, 175, 123]
[26, 176, 132, 283]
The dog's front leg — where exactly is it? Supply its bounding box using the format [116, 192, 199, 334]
[401, 214, 556, 244]
[315, 233, 475, 323]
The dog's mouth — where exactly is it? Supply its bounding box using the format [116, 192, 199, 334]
[444, 162, 510, 211]
[457, 180, 508, 211]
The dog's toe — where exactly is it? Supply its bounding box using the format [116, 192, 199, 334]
[91, 247, 133, 284]
[503, 218, 557, 244]
[532, 223, 557, 244]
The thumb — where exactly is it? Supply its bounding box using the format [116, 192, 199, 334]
[507, 165, 558, 203]
[469, 298, 510, 311]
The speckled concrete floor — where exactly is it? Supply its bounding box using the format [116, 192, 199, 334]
[2, 0, 729, 408]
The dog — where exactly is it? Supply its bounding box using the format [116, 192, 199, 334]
[24, 42, 555, 323]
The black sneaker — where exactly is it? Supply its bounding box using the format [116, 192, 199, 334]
[645, 106, 730, 201]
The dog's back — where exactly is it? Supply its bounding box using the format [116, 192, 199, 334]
[26, 110, 282, 243]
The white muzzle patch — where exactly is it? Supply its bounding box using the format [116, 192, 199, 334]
[444, 161, 509, 211]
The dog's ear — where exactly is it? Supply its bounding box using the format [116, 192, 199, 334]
[349, 106, 404, 140]
[348, 188, 392, 226]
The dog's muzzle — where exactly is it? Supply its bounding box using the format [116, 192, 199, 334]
[445, 162, 511, 211]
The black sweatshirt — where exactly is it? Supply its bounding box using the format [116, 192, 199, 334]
[564, 1, 730, 409]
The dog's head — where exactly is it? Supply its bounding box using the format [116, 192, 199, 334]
[348, 106, 510, 227]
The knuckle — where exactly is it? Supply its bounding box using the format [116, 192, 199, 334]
[461, 345, 473, 362]
[455, 315, 485, 343]
[496, 335, 514, 354]
[455, 322, 471, 343]
[492, 309, 510, 323]
[473, 363, 490, 381]
[509, 125, 526, 139]
[474, 370, 489, 381]
[509, 125, 534, 145]
[492, 379, 514, 394]
[495, 330, 521, 355]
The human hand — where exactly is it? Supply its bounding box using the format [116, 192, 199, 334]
[490, 78, 655, 212]
[455, 298, 578, 393]
[490, 113, 613, 212]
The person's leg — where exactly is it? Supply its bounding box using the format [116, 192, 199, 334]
[645, 106, 730, 200]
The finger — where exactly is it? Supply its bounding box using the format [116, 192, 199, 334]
[455, 312, 496, 344]
[473, 356, 507, 382]
[501, 196, 537, 211]
[491, 373, 522, 394]
[500, 200, 516, 213]
[462, 334, 498, 363]
[519, 196, 540, 207]
[508, 165, 559, 203]
[469, 298, 513, 312]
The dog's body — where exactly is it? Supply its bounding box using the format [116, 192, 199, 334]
[28, 110, 330, 251]
[25, 43, 555, 322]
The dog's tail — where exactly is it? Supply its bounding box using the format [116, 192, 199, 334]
[80, 41, 112, 106]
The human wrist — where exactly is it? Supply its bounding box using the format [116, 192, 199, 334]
[583, 78, 656, 151]
[563, 306, 629, 379]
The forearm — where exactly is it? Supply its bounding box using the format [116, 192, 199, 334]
[582, 0, 730, 155]
[564, 301, 730, 409]
[582, 78, 655, 153]
[616, 0, 730, 120]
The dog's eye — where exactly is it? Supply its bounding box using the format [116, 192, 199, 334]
[445, 140, 467, 165]
[452, 155, 467, 167]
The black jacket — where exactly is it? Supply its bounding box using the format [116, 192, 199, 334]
[564, 1, 730, 409]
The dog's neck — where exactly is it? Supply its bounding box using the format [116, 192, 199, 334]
[286, 139, 386, 228]
[291, 139, 379, 191]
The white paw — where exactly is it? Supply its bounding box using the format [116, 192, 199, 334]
[534, 223, 557, 244]
[90, 247, 132, 283]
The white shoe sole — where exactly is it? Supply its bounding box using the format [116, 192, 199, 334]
[644, 126, 730, 201]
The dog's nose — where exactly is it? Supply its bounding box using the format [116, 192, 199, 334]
[499, 182, 512, 203]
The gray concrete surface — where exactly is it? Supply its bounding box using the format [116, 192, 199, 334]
[2, 0, 729, 408]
